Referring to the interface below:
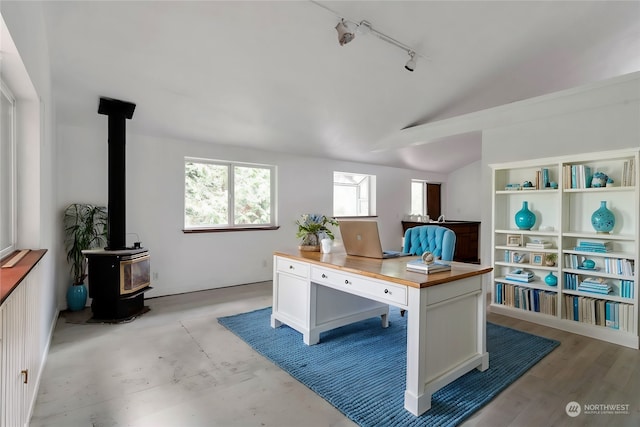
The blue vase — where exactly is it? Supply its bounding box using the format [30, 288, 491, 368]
[591, 201, 615, 234]
[66, 284, 87, 311]
[544, 272, 557, 286]
[514, 201, 536, 230]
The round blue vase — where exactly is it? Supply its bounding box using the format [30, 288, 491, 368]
[544, 272, 558, 286]
[514, 201, 536, 230]
[66, 284, 87, 311]
[591, 201, 615, 234]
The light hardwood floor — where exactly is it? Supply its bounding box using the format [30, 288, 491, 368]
[30, 282, 639, 426]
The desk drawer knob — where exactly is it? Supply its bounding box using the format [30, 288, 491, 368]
[322, 273, 328, 279]
[289, 265, 294, 270]
[345, 280, 351, 285]
[384, 289, 389, 294]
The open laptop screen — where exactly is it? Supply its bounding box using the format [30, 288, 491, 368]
[339, 220, 405, 259]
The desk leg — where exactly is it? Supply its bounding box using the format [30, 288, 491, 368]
[381, 313, 389, 328]
[270, 316, 282, 328]
[404, 287, 430, 416]
[476, 282, 489, 372]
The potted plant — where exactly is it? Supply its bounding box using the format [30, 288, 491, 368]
[296, 214, 338, 251]
[544, 253, 557, 266]
[63, 203, 108, 311]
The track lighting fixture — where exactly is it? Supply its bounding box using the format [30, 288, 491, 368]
[311, 0, 424, 71]
[335, 19, 355, 46]
[405, 51, 416, 72]
[335, 18, 422, 71]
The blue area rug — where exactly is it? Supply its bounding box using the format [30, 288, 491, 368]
[218, 307, 559, 427]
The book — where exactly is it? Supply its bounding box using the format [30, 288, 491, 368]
[406, 259, 451, 274]
[525, 242, 552, 249]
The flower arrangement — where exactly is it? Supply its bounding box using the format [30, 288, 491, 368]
[296, 214, 338, 249]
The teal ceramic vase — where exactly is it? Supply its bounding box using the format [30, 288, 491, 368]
[514, 201, 536, 230]
[544, 272, 558, 286]
[66, 283, 87, 311]
[591, 201, 615, 234]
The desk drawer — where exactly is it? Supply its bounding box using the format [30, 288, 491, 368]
[276, 257, 310, 279]
[311, 266, 407, 306]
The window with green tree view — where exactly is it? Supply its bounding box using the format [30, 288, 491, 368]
[184, 158, 276, 230]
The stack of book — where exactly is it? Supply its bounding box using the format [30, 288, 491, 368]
[574, 240, 611, 253]
[525, 239, 552, 249]
[577, 277, 612, 295]
[563, 164, 593, 189]
[406, 259, 451, 274]
[505, 269, 534, 283]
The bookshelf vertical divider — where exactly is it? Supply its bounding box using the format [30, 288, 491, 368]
[490, 148, 639, 348]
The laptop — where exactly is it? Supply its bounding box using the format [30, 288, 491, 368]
[339, 220, 409, 259]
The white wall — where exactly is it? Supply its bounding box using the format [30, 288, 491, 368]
[56, 122, 445, 299]
[480, 73, 640, 274]
[445, 160, 482, 221]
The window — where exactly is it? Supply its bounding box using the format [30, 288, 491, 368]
[411, 180, 426, 216]
[184, 158, 276, 230]
[333, 172, 376, 217]
[0, 81, 16, 258]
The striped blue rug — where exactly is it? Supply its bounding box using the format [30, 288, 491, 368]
[218, 307, 559, 427]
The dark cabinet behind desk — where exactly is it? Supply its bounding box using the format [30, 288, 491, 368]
[402, 221, 480, 263]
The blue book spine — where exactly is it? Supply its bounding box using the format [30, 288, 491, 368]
[613, 302, 619, 329]
[542, 168, 549, 188]
[605, 301, 613, 327]
[573, 297, 579, 321]
[571, 165, 577, 188]
[584, 166, 592, 188]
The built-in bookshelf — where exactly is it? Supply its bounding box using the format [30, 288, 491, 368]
[490, 148, 639, 348]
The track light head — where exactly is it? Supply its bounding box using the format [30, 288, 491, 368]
[404, 51, 416, 72]
[336, 19, 355, 46]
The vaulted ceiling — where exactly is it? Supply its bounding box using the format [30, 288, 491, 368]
[41, 1, 640, 173]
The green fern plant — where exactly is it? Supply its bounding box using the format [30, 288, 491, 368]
[63, 204, 107, 285]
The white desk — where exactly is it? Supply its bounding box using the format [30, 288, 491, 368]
[270, 250, 492, 416]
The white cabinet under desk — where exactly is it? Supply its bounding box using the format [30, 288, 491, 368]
[271, 250, 493, 416]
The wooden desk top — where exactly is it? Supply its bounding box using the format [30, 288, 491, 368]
[1, 249, 47, 304]
[274, 249, 492, 289]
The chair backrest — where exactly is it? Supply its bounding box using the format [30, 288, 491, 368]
[402, 225, 456, 261]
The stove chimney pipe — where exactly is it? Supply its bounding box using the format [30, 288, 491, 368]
[98, 97, 136, 250]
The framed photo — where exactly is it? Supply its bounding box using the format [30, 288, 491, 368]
[511, 252, 527, 264]
[530, 252, 544, 266]
[506, 234, 522, 247]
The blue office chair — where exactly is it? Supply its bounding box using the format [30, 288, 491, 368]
[403, 225, 456, 261]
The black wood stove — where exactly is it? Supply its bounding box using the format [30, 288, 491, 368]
[84, 97, 151, 321]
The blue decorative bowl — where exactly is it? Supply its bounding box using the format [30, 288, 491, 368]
[544, 272, 558, 286]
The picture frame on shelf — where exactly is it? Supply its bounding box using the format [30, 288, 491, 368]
[506, 234, 522, 247]
[530, 252, 544, 266]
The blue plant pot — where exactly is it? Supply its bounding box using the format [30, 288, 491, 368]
[66, 284, 87, 311]
[514, 201, 536, 230]
[544, 272, 557, 286]
[591, 201, 615, 234]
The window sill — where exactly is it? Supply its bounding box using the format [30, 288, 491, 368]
[1, 249, 47, 305]
[183, 226, 280, 234]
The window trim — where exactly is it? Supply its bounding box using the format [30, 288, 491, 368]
[184, 157, 277, 231]
[0, 80, 17, 259]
